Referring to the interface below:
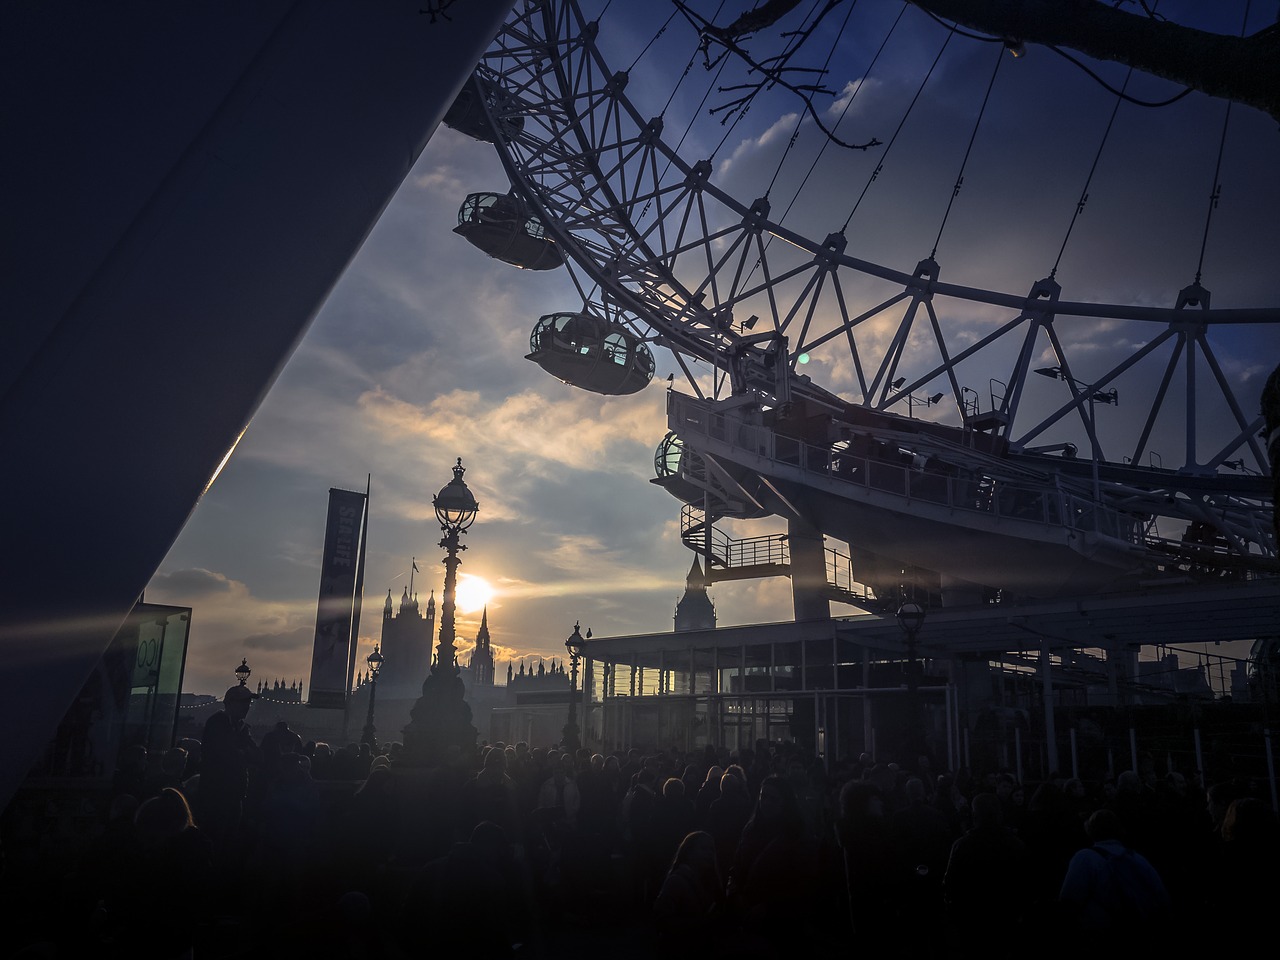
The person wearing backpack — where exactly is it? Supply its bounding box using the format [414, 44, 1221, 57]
[1058, 807, 1171, 948]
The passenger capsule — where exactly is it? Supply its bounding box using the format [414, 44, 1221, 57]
[654, 431, 690, 480]
[454, 193, 564, 271]
[442, 76, 525, 143]
[527, 312, 655, 395]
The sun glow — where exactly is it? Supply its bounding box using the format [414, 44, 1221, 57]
[455, 574, 495, 614]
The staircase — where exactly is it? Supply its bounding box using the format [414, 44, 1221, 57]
[681, 505, 878, 608]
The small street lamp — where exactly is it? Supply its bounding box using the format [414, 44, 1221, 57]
[563, 621, 586, 753]
[234, 657, 251, 687]
[896, 602, 926, 690]
[362, 644, 384, 752]
[897, 601, 926, 761]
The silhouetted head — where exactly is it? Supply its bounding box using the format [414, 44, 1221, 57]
[135, 787, 195, 843]
[840, 780, 884, 821]
[222, 684, 254, 721]
[1116, 770, 1142, 794]
[753, 774, 800, 828]
[904, 777, 926, 804]
[719, 772, 745, 800]
[1084, 808, 1126, 843]
[469, 820, 509, 861]
[161, 747, 187, 777]
[971, 792, 1003, 829]
[662, 778, 685, 800]
[668, 830, 718, 879]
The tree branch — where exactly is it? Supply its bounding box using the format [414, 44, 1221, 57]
[910, 0, 1280, 121]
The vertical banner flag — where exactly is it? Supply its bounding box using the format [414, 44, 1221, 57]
[343, 476, 371, 698]
[308, 487, 367, 709]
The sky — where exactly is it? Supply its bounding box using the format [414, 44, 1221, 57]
[144, 0, 1280, 697]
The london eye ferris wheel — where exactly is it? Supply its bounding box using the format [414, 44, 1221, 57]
[443, 0, 1277, 619]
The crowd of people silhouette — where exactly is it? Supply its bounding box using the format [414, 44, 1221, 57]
[4, 689, 1278, 959]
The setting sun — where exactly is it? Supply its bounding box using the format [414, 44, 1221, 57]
[455, 574, 494, 614]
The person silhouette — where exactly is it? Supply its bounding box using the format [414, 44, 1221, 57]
[196, 683, 259, 855]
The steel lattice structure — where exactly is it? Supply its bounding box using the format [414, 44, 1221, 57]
[459, 0, 1276, 604]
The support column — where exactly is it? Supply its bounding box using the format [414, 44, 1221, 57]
[788, 515, 830, 621]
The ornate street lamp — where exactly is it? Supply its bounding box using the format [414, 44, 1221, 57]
[432, 458, 479, 673]
[563, 621, 586, 752]
[234, 657, 252, 687]
[404, 458, 481, 765]
[362, 644, 384, 752]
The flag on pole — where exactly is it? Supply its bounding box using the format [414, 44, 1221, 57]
[412, 559, 419, 573]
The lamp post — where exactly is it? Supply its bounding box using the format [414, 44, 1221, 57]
[235, 657, 251, 687]
[896, 601, 926, 761]
[404, 458, 481, 764]
[896, 602, 926, 691]
[891, 378, 945, 418]
[1035, 365, 1118, 502]
[361, 644, 383, 752]
[433, 457, 480, 673]
[907, 391, 945, 419]
[563, 621, 586, 753]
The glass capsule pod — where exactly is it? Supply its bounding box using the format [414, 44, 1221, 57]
[652, 431, 717, 508]
[526, 312, 655, 395]
[453, 193, 564, 271]
[442, 76, 525, 143]
[654, 431, 688, 479]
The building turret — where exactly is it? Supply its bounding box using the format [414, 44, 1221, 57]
[675, 556, 716, 632]
[379, 567, 434, 698]
[470, 606, 495, 686]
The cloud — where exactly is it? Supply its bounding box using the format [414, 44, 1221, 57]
[243, 625, 314, 652]
[718, 112, 801, 177]
[828, 77, 884, 120]
[147, 567, 240, 600]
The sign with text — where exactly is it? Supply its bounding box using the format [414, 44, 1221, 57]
[307, 487, 367, 709]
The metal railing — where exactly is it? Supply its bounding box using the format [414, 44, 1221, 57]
[670, 393, 1144, 545]
[680, 504, 877, 600]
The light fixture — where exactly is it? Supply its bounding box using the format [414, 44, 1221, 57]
[433, 458, 480, 531]
[896, 602, 926, 637]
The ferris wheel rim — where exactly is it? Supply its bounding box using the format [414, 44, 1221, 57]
[466, 0, 1275, 498]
